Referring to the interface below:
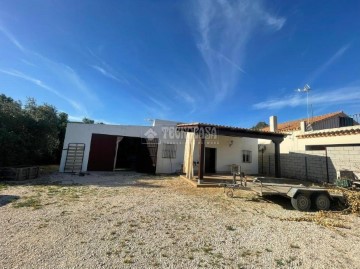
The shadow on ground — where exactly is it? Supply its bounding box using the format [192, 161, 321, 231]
[0, 195, 20, 207]
[0, 171, 167, 189]
[262, 195, 295, 210]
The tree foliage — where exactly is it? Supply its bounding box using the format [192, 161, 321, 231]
[82, 117, 94, 124]
[251, 121, 269, 130]
[0, 94, 68, 167]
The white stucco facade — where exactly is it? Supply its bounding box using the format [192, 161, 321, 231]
[59, 120, 186, 173]
[60, 119, 261, 175]
[190, 136, 259, 175]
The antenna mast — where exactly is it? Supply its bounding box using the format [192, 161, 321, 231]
[297, 84, 312, 130]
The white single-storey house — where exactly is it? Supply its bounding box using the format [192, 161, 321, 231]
[59, 119, 185, 174]
[59, 119, 285, 178]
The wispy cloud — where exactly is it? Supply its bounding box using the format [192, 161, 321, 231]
[175, 89, 196, 114]
[0, 68, 87, 114]
[306, 44, 350, 84]
[0, 24, 99, 108]
[148, 97, 171, 112]
[91, 65, 127, 84]
[88, 49, 129, 85]
[0, 24, 25, 52]
[192, 0, 286, 104]
[253, 85, 360, 110]
[21, 59, 37, 67]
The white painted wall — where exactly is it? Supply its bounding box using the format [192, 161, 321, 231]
[60, 121, 261, 175]
[192, 135, 259, 175]
[59, 121, 186, 173]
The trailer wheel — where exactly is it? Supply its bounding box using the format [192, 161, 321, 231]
[226, 189, 234, 198]
[315, 193, 330, 211]
[291, 194, 311, 211]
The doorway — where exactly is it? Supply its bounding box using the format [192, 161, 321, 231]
[205, 147, 216, 173]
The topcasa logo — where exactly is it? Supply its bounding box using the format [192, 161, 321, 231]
[144, 128, 158, 140]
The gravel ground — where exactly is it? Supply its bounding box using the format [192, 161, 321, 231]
[1, 172, 360, 269]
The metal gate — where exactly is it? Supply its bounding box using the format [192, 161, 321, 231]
[64, 143, 85, 173]
[145, 138, 158, 172]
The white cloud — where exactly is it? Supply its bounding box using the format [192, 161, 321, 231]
[191, 0, 286, 105]
[91, 65, 128, 84]
[0, 24, 100, 111]
[175, 90, 196, 114]
[253, 86, 360, 110]
[0, 68, 88, 114]
[148, 97, 171, 111]
[0, 24, 25, 52]
[263, 13, 286, 31]
[306, 44, 350, 84]
[88, 48, 129, 85]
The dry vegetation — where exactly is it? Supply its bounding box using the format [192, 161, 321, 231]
[1, 172, 360, 269]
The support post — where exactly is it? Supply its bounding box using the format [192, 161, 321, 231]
[325, 147, 330, 183]
[273, 140, 281, 178]
[198, 137, 205, 183]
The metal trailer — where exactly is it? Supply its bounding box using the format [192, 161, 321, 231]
[220, 177, 344, 212]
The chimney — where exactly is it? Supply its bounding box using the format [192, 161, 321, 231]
[300, 121, 306, 133]
[270, 116, 278, 132]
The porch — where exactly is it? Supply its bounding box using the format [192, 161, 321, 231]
[177, 122, 286, 182]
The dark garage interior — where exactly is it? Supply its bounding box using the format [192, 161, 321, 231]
[87, 133, 158, 173]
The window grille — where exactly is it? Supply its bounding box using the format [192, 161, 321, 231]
[162, 143, 177, 159]
[242, 150, 252, 163]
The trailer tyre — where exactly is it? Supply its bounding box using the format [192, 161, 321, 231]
[315, 193, 331, 211]
[226, 190, 234, 198]
[291, 194, 311, 211]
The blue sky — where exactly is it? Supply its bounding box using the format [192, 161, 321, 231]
[1, 0, 359, 127]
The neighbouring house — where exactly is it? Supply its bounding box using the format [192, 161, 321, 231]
[59, 119, 285, 178]
[259, 111, 360, 182]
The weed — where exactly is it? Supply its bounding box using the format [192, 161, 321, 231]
[286, 256, 297, 264]
[13, 196, 42, 209]
[275, 259, 285, 267]
[123, 258, 134, 264]
[202, 247, 213, 254]
[240, 249, 252, 257]
[0, 183, 8, 191]
[225, 225, 236, 231]
[38, 223, 48, 229]
[114, 221, 123, 227]
[214, 252, 224, 259]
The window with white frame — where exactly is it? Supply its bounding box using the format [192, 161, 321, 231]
[242, 150, 252, 163]
[162, 143, 177, 159]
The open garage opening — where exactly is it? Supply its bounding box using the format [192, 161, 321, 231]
[87, 134, 158, 174]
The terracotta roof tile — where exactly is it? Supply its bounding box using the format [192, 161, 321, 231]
[297, 125, 360, 138]
[261, 111, 346, 132]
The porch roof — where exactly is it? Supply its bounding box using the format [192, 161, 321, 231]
[177, 122, 285, 142]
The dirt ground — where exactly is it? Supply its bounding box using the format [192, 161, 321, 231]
[1, 172, 360, 269]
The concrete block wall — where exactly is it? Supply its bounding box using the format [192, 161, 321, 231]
[259, 146, 360, 182]
[327, 146, 360, 179]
